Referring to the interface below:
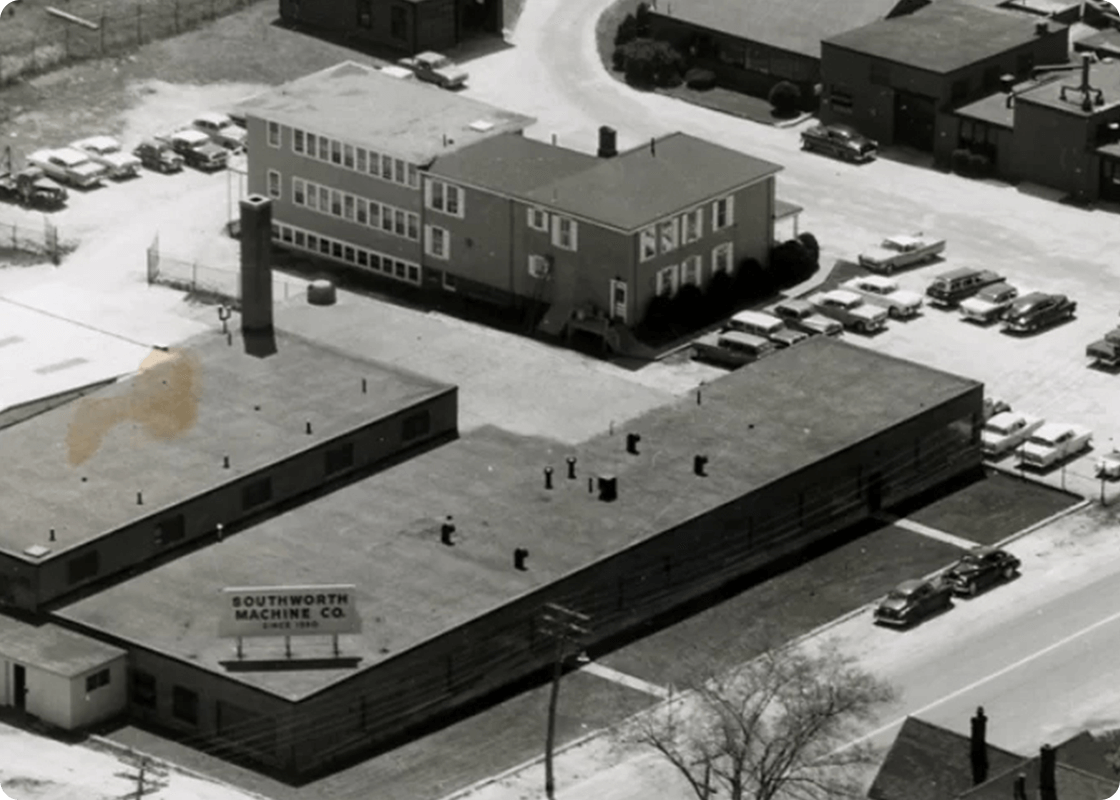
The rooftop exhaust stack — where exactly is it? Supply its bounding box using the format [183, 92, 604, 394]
[970, 707, 989, 786]
[566, 456, 578, 479]
[544, 467, 554, 490]
[1039, 745, 1057, 800]
[440, 516, 455, 546]
[598, 475, 618, 502]
[1012, 774, 1027, 800]
[239, 195, 277, 358]
[514, 548, 529, 570]
[626, 433, 641, 455]
[694, 455, 708, 477]
[650, 137, 656, 157]
[1035, 21, 1048, 35]
[598, 126, 618, 158]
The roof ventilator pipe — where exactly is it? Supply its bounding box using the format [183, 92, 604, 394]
[694, 455, 709, 477]
[626, 433, 641, 455]
[514, 548, 529, 571]
[598, 475, 618, 502]
[544, 467, 554, 490]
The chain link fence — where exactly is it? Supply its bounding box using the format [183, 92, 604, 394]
[0, 0, 264, 86]
[0, 214, 70, 264]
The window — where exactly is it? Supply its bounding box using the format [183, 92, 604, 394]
[528, 254, 551, 277]
[85, 668, 111, 693]
[319, 186, 329, 211]
[381, 206, 394, 232]
[712, 242, 733, 273]
[394, 159, 405, 184]
[443, 271, 457, 290]
[658, 219, 678, 253]
[331, 190, 342, 217]
[394, 261, 406, 278]
[267, 121, 281, 148]
[155, 514, 185, 547]
[680, 255, 702, 286]
[331, 140, 342, 165]
[712, 196, 734, 231]
[344, 195, 354, 220]
[407, 264, 420, 282]
[282, 226, 293, 243]
[407, 213, 419, 240]
[382, 154, 393, 180]
[320, 238, 330, 255]
[357, 0, 372, 27]
[344, 246, 355, 263]
[356, 198, 367, 225]
[317, 136, 330, 161]
[306, 133, 317, 158]
[528, 207, 549, 231]
[829, 85, 854, 113]
[271, 221, 280, 240]
[242, 477, 272, 510]
[293, 178, 305, 206]
[293, 129, 305, 154]
[869, 61, 891, 86]
[172, 686, 199, 725]
[332, 241, 343, 259]
[426, 225, 449, 259]
[267, 169, 280, 199]
[68, 551, 99, 585]
[552, 216, 578, 250]
[682, 208, 703, 244]
[639, 227, 657, 261]
[403, 410, 431, 441]
[428, 180, 463, 216]
[358, 250, 369, 267]
[344, 144, 355, 169]
[951, 78, 969, 104]
[306, 234, 318, 250]
[369, 201, 381, 229]
[131, 670, 156, 708]
[408, 164, 419, 188]
[294, 230, 305, 247]
[391, 6, 407, 40]
[656, 264, 678, 296]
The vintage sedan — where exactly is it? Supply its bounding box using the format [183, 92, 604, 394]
[840, 275, 923, 319]
[800, 123, 878, 163]
[943, 548, 1021, 597]
[808, 289, 888, 333]
[1001, 292, 1076, 333]
[858, 233, 946, 274]
[191, 112, 248, 151]
[397, 52, 468, 89]
[981, 411, 1044, 458]
[959, 282, 1020, 324]
[767, 298, 843, 337]
[1018, 423, 1092, 470]
[28, 147, 108, 188]
[70, 136, 142, 179]
[874, 578, 953, 628]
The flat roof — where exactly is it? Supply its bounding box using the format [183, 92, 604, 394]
[1016, 59, 1120, 116]
[652, 0, 910, 59]
[0, 328, 452, 561]
[825, 1, 1068, 74]
[956, 90, 1018, 127]
[0, 614, 125, 678]
[774, 198, 804, 219]
[235, 61, 536, 165]
[56, 337, 979, 701]
[521, 132, 783, 231]
[428, 133, 598, 197]
[1077, 29, 1120, 56]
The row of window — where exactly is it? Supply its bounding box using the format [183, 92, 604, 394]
[425, 180, 465, 219]
[290, 127, 419, 188]
[639, 196, 733, 262]
[525, 208, 579, 251]
[289, 176, 421, 242]
[655, 242, 734, 296]
[272, 221, 422, 286]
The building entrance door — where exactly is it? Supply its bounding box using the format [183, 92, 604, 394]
[609, 279, 628, 323]
[893, 91, 937, 151]
[1101, 156, 1120, 203]
[13, 664, 26, 711]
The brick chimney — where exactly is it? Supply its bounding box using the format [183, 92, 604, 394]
[970, 707, 989, 786]
[597, 126, 617, 158]
[1012, 773, 1027, 800]
[239, 195, 277, 358]
[1039, 744, 1057, 800]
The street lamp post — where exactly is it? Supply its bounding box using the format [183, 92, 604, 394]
[539, 602, 592, 800]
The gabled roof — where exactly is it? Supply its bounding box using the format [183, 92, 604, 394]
[427, 133, 598, 197]
[520, 132, 782, 231]
[957, 755, 1117, 800]
[1051, 730, 1120, 781]
[651, 0, 925, 59]
[867, 717, 1024, 800]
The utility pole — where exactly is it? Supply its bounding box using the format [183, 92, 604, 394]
[539, 602, 592, 800]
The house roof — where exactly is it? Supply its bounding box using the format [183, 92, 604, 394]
[824, 1, 1069, 75]
[427, 133, 598, 197]
[520, 132, 782, 231]
[651, 0, 919, 60]
[957, 755, 1117, 800]
[235, 61, 535, 165]
[0, 614, 125, 678]
[867, 717, 1035, 800]
[1049, 730, 1120, 781]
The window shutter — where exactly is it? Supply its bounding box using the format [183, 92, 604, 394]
[569, 219, 578, 250]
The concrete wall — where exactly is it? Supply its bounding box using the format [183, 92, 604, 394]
[69, 655, 128, 729]
[22, 667, 71, 728]
[0, 555, 41, 611]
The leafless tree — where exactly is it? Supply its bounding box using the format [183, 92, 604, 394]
[624, 639, 896, 800]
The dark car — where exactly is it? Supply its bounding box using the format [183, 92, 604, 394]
[159, 130, 228, 172]
[943, 547, 1021, 597]
[925, 267, 1005, 308]
[132, 139, 185, 174]
[1002, 292, 1076, 334]
[800, 123, 878, 163]
[874, 578, 953, 628]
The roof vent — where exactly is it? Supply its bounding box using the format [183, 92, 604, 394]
[24, 544, 51, 558]
[469, 120, 495, 132]
[626, 433, 641, 455]
[694, 455, 709, 477]
[1035, 22, 1048, 35]
[597, 475, 618, 502]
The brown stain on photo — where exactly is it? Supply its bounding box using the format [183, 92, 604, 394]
[67, 348, 201, 467]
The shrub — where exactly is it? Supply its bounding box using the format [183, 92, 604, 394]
[731, 257, 775, 304]
[685, 67, 716, 90]
[950, 148, 972, 177]
[641, 292, 674, 335]
[670, 283, 706, 329]
[768, 81, 802, 117]
[967, 152, 991, 178]
[705, 269, 736, 317]
[612, 46, 627, 72]
[619, 39, 684, 88]
[770, 239, 817, 289]
[615, 13, 639, 47]
[797, 232, 820, 266]
[635, 1, 652, 37]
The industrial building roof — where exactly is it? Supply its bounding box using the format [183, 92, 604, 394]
[824, 1, 1068, 74]
[56, 336, 979, 701]
[234, 62, 536, 165]
[520, 132, 783, 231]
[0, 328, 451, 562]
[651, 0, 920, 59]
[427, 133, 598, 197]
[1015, 59, 1120, 116]
[0, 614, 125, 678]
[955, 91, 1018, 127]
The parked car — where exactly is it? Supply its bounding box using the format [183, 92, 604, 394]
[378, 65, 416, 80]
[1017, 423, 1092, 469]
[858, 233, 946, 274]
[691, 330, 775, 368]
[1001, 292, 1076, 334]
[874, 578, 953, 628]
[942, 547, 1021, 597]
[808, 289, 888, 333]
[70, 136, 141, 179]
[840, 275, 923, 319]
[190, 112, 248, 151]
[800, 123, 878, 163]
[397, 52, 468, 89]
[981, 411, 1045, 458]
[159, 130, 228, 171]
[726, 310, 810, 348]
[983, 397, 1012, 422]
[959, 282, 1020, 324]
[27, 147, 108, 188]
[1096, 449, 1120, 479]
[132, 139, 185, 174]
[0, 165, 68, 210]
[1086, 327, 1120, 367]
[926, 267, 1005, 309]
[766, 298, 843, 337]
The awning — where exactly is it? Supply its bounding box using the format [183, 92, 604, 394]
[774, 199, 803, 221]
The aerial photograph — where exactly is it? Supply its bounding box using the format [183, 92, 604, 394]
[1, 0, 1120, 797]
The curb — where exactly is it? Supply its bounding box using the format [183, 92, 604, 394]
[993, 497, 1093, 548]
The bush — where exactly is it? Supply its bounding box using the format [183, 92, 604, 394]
[615, 13, 639, 47]
[612, 45, 627, 72]
[770, 239, 817, 289]
[797, 232, 820, 266]
[950, 148, 972, 177]
[685, 67, 716, 90]
[967, 152, 991, 178]
[670, 283, 706, 329]
[768, 81, 802, 116]
[635, 1, 652, 36]
[731, 257, 775, 304]
[641, 292, 674, 335]
[619, 39, 684, 88]
[705, 269, 736, 317]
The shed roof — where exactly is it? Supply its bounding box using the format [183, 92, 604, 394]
[0, 614, 125, 678]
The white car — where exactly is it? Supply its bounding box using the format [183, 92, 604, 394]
[808, 289, 888, 333]
[841, 275, 923, 319]
[959, 282, 1019, 324]
[27, 148, 108, 188]
[70, 136, 142, 179]
[858, 233, 946, 274]
[981, 411, 1044, 458]
[190, 112, 248, 151]
[1017, 423, 1092, 470]
[378, 65, 416, 80]
[1096, 450, 1120, 479]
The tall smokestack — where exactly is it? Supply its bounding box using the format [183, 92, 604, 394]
[1039, 744, 1057, 800]
[1082, 52, 1092, 92]
[970, 707, 989, 786]
[239, 195, 277, 358]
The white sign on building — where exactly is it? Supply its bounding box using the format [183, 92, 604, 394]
[218, 585, 361, 639]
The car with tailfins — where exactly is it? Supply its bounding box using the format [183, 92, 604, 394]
[981, 411, 1044, 458]
[1017, 422, 1092, 469]
[190, 112, 248, 151]
[132, 139, 185, 174]
[841, 275, 923, 319]
[858, 232, 946, 274]
[726, 310, 810, 349]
